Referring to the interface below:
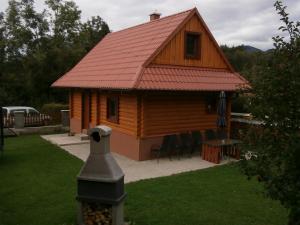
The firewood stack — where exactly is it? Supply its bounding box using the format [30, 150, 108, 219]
[82, 203, 112, 225]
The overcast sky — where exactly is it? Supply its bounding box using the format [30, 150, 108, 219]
[1, 0, 299, 50]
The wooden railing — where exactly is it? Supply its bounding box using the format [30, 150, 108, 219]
[3, 115, 14, 128]
[3, 114, 51, 128]
[24, 114, 51, 127]
[230, 112, 263, 139]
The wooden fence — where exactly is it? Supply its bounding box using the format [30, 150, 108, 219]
[3, 114, 51, 128]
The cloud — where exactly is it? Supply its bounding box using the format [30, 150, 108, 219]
[0, 0, 299, 50]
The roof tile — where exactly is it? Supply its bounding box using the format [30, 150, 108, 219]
[52, 8, 248, 91]
[52, 9, 193, 89]
[136, 65, 248, 91]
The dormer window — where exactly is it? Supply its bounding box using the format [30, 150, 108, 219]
[185, 32, 201, 59]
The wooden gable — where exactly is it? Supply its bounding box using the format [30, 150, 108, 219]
[152, 14, 229, 70]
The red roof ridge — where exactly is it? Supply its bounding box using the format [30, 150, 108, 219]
[110, 8, 194, 35]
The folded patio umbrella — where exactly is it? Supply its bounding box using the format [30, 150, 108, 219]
[217, 91, 227, 128]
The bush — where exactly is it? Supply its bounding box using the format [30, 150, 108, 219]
[41, 103, 69, 125]
[231, 94, 251, 113]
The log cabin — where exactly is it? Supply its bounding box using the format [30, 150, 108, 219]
[52, 8, 248, 161]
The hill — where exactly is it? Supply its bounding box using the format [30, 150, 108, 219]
[241, 45, 262, 53]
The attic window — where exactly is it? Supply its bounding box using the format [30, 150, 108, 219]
[107, 97, 119, 123]
[185, 32, 201, 59]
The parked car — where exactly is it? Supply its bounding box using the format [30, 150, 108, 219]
[2, 106, 51, 127]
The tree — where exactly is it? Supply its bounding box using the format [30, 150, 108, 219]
[240, 1, 300, 224]
[0, 0, 110, 106]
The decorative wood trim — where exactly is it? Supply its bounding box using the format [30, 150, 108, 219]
[88, 91, 92, 123]
[142, 8, 197, 68]
[136, 95, 142, 138]
[69, 89, 74, 118]
[81, 91, 84, 128]
[96, 91, 100, 125]
[193, 9, 235, 72]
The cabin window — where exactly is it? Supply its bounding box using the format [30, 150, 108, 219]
[185, 32, 201, 59]
[205, 94, 217, 114]
[107, 97, 119, 123]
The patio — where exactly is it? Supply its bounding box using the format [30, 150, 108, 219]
[41, 133, 231, 183]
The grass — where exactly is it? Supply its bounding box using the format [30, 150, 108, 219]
[125, 166, 288, 225]
[0, 135, 288, 225]
[0, 135, 83, 225]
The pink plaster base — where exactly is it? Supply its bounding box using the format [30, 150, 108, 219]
[70, 118, 82, 134]
[71, 118, 164, 161]
[110, 130, 140, 161]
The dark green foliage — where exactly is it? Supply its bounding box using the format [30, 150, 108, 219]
[0, 0, 110, 107]
[40, 102, 68, 124]
[221, 45, 270, 113]
[231, 93, 251, 113]
[221, 44, 264, 78]
[240, 2, 300, 224]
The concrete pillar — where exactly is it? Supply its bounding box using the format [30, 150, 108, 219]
[61, 110, 70, 127]
[14, 111, 25, 129]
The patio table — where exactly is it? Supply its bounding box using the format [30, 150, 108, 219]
[202, 139, 242, 164]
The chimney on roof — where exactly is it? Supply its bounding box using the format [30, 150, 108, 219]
[149, 11, 161, 21]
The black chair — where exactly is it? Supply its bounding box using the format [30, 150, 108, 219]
[151, 135, 172, 162]
[169, 134, 180, 159]
[179, 132, 193, 157]
[217, 129, 228, 139]
[191, 131, 203, 154]
[205, 129, 216, 140]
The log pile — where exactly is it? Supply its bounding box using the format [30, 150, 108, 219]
[82, 203, 112, 225]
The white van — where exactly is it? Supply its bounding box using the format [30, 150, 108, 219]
[2, 106, 40, 116]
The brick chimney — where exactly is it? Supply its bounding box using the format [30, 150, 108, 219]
[150, 11, 161, 21]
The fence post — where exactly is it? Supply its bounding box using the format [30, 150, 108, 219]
[0, 107, 4, 154]
[14, 111, 25, 129]
[61, 110, 70, 127]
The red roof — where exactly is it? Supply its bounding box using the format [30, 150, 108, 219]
[137, 65, 248, 91]
[52, 8, 248, 91]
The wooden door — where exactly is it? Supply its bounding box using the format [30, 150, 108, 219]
[82, 91, 91, 130]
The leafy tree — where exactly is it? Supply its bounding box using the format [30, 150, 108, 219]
[221, 45, 270, 113]
[240, 1, 300, 224]
[0, 0, 110, 106]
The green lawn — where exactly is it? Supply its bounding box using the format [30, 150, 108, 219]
[0, 136, 288, 225]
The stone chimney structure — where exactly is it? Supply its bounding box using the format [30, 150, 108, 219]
[150, 11, 161, 21]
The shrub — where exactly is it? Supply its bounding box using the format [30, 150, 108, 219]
[41, 103, 69, 125]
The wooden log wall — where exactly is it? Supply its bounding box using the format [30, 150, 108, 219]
[72, 90, 82, 120]
[140, 92, 226, 137]
[99, 93, 138, 136]
[70, 90, 231, 139]
[90, 92, 98, 126]
[70, 90, 138, 136]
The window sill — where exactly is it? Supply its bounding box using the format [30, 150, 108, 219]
[107, 118, 119, 124]
[185, 55, 200, 60]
